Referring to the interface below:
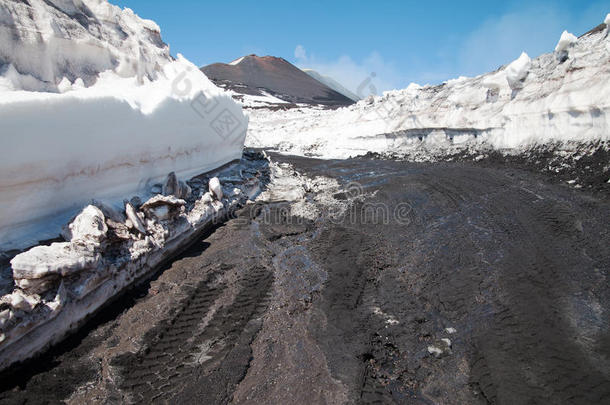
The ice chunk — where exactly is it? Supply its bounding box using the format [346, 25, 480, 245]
[201, 192, 213, 204]
[63, 205, 108, 245]
[125, 203, 147, 235]
[427, 345, 443, 357]
[428, 338, 452, 358]
[555, 31, 577, 53]
[141, 195, 186, 221]
[506, 52, 531, 90]
[209, 177, 223, 200]
[142, 194, 186, 208]
[89, 201, 125, 224]
[162, 172, 192, 200]
[482, 71, 506, 91]
[150, 205, 169, 221]
[14, 276, 59, 295]
[10, 243, 101, 280]
[73, 78, 85, 90]
[7, 293, 30, 312]
[0, 310, 12, 328]
[8, 291, 39, 312]
[162, 172, 180, 197]
[57, 78, 73, 93]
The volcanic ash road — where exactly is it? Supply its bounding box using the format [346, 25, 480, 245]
[1, 154, 608, 404]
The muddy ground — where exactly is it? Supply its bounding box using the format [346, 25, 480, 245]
[0, 152, 608, 404]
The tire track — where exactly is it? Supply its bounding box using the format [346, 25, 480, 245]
[114, 265, 273, 404]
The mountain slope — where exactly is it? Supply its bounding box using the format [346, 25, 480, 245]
[201, 55, 355, 107]
[302, 68, 360, 101]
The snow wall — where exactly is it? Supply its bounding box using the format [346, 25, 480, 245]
[247, 20, 610, 158]
[0, 0, 248, 251]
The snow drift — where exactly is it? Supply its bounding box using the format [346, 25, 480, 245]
[247, 17, 610, 158]
[0, 0, 248, 251]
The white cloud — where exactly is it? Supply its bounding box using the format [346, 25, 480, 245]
[456, 5, 565, 77]
[291, 3, 610, 93]
[293, 48, 402, 95]
[294, 45, 307, 60]
[455, 2, 610, 78]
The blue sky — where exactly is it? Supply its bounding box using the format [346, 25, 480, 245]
[115, 0, 610, 93]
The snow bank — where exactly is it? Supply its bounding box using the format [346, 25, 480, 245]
[247, 18, 610, 158]
[0, 0, 248, 251]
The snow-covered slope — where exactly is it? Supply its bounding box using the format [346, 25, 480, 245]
[247, 20, 610, 158]
[0, 0, 248, 251]
[302, 68, 361, 102]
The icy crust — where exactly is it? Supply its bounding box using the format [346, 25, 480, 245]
[0, 0, 170, 92]
[246, 21, 610, 158]
[0, 159, 267, 371]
